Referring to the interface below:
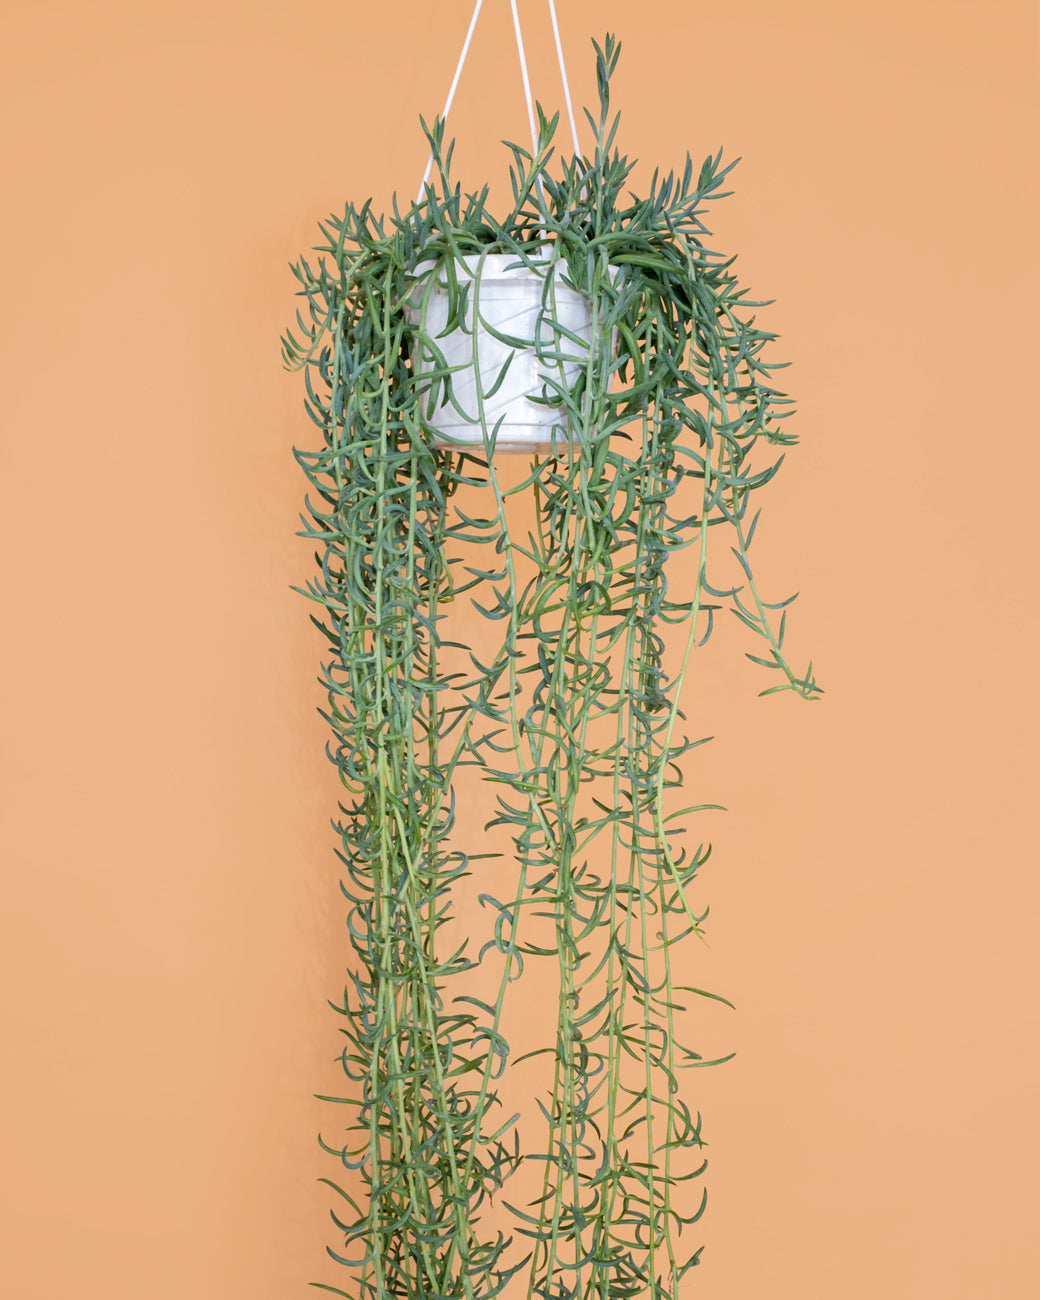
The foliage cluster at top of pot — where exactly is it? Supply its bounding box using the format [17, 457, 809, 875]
[284, 36, 820, 672]
[285, 32, 820, 1300]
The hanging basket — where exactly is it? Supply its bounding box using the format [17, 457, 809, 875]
[404, 254, 597, 454]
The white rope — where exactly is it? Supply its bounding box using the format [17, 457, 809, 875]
[416, 0, 577, 203]
[416, 0, 485, 203]
[509, 0, 540, 164]
[547, 0, 581, 157]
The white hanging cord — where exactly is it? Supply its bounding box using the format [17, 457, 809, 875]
[509, 0, 541, 166]
[416, 0, 485, 203]
[416, 0, 570, 204]
[547, 0, 581, 157]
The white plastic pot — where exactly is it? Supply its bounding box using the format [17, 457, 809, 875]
[404, 253, 597, 454]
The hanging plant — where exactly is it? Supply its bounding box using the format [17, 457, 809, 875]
[285, 32, 819, 1300]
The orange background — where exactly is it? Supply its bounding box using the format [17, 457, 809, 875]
[2, 2, 1038, 1297]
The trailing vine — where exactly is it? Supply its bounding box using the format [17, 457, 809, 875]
[285, 35, 819, 1300]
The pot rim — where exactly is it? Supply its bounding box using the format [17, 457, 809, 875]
[408, 252, 579, 285]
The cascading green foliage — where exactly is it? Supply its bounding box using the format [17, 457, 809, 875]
[285, 35, 819, 1300]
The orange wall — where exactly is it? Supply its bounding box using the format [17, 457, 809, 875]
[2, 2, 1038, 1297]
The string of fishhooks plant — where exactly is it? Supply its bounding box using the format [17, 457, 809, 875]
[285, 35, 819, 1300]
